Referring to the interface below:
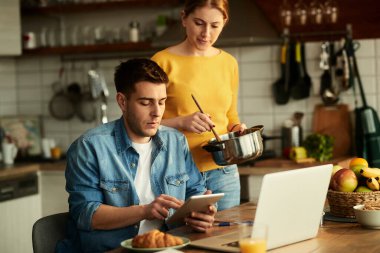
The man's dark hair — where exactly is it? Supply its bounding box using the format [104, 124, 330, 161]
[114, 58, 169, 96]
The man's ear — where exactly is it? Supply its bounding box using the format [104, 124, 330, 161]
[116, 92, 127, 112]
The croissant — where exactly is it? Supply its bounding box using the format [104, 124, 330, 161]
[132, 229, 183, 248]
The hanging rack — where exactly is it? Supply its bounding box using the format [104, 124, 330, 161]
[282, 23, 352, 42]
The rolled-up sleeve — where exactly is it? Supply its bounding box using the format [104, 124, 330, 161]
[65, 137, 103, 231]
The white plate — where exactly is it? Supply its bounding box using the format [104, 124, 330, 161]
[120, 237, 190, 252]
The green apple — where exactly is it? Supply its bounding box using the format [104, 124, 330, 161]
[355, 186, 373, 192]
[331, 168, 358, 192]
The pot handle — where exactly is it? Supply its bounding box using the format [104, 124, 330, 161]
[202, 143, 225, 152]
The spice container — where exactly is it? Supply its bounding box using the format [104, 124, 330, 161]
[129, 21, 140, 42]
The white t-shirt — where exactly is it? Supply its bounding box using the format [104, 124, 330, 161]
[132, 140, 163, 234]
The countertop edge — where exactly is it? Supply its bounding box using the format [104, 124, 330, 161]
[0, 161, 66, 181]
[0, 156, 353, 180]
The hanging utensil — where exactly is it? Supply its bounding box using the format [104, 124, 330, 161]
[99, 70, 109, 124]
[320, 41, 339, 105]
[291, 41, 311, 99]
[76, 67, 97, 123]
[191, 94, 222, 142]
[272, 40, 291, 105]
[347, 38, 380, 167]
[88, 63, 109, 124]
[49, 66, 76, 120]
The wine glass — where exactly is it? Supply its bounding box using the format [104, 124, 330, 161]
[279, 0, 292, 27]
[309, 0, 324, 24]
[324, 0, 339, 24]
[294, 0, 308, 25]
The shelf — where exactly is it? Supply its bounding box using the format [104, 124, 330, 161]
[22, 42, 153, 56]
[22, 0, 182, 15]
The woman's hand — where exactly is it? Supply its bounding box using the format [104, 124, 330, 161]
[229, 123, 247, 134]
[179, 112, 215, 134]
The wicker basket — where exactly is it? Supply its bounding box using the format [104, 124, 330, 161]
[327, 190, 380, 218]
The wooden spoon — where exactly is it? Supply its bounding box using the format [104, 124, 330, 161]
[191, 94, 222, 142]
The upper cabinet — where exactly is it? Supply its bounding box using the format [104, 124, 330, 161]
[0, 0, 21, 56]
[20, 0, 182, 57]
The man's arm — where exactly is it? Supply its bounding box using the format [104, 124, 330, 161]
[92, 194, 184, 230]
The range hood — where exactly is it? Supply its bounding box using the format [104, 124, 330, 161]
[152, 0, 282, 48]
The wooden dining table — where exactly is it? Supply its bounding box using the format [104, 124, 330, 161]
[109, 202, 380, 253]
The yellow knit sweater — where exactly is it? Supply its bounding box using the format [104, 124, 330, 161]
[152, 49, 240, 172]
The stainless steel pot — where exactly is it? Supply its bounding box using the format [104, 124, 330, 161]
[202, 125, 264, 166]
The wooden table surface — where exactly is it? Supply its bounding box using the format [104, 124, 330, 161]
[109, 202, 380, 253]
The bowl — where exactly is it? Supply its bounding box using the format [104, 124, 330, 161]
[202, 125, 264, 166]
[353, 204, 380, 229]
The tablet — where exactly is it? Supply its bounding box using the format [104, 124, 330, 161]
[166, 193, 224, 225]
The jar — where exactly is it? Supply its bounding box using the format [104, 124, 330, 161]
[281, 119, 303, 158]
[129, 21, 140, 43]
[23, 32, 37, 49]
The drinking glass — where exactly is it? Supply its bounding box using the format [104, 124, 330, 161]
[279, 0, 292, 27]
[309, 0, 324, 24]
[239, 223, 268, 253]
[293, 0, 308, 25]
[324, 0, 339, 24]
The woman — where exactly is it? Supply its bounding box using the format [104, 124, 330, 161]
[152, 0, 247, 211]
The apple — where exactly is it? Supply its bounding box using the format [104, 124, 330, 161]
[332, 165, 343, 177]
[355, 186, 372, 192]
[331, 168, 358, 192]
[329, 165, 343, 189]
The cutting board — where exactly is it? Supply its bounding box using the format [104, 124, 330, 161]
[312, 104, 353, 158]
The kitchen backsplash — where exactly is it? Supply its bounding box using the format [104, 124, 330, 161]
[0, 39, 379, 156]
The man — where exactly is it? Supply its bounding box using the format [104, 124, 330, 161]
[57, 59, 216, 253]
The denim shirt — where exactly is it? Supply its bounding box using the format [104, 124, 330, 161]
[57, 117, 206, 253]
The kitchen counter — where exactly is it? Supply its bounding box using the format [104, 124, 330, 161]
[0, 163, 39, 182]
[0, 160, 66, 182]
[0, 156, 352, 182]
[238, 157, 352, 176]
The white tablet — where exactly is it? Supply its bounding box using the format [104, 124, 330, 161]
[166, 193, 225, 225]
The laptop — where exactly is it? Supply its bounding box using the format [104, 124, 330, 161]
[190, 164, 333, 252]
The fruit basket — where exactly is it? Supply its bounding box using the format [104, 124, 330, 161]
[327, 190, 380, 218]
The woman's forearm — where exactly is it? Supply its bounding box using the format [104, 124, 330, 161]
[161, 117, 183, 130]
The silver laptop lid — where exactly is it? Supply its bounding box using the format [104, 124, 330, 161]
[255, 164, 332, 249]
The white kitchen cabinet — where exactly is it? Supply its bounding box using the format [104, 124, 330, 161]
[0, 0, 21, 56]
[0, 194, 41, 253]
[40, 170, 69, 217]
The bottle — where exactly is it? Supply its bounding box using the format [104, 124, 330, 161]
[129, 21, 140, 43]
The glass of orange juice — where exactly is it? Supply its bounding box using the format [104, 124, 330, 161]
[238, 223, 267, 253]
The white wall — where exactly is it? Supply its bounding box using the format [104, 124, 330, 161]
[1, 39, 380, 155]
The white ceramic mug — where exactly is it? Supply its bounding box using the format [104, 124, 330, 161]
[42, 138, 56, 159]
[2, 143, 18, 165]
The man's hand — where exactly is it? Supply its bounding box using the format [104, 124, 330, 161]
[143, 194, 184, 221]
[184, 189, 217, 232]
